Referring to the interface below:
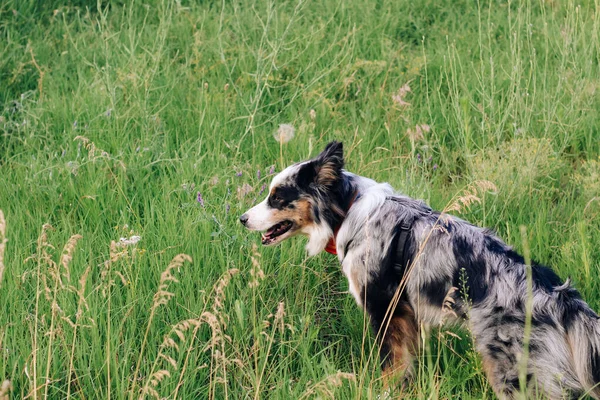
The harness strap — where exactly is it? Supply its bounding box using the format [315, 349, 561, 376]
[394, 217, 415, 275]
[386, 196, 417, 275]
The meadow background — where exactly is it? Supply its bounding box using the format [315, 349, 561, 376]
[1, 0, 599, 398]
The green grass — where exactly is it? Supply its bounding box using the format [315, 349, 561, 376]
[0, 0, 599, 398]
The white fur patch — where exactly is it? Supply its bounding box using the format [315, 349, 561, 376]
[243, 198, 277, 231]
[301, 223, 332, 256]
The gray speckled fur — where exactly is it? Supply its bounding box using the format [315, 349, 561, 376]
[337, 173, 600, 400]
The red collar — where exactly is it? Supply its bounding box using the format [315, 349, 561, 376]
[324, 192, 360, 255]
[324, 233, 339, 255]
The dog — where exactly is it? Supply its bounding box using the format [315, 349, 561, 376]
[240, 141, 600, 399]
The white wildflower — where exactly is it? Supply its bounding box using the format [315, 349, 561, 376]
[118, 235, 141, 247]
[273, 124, 295, 144]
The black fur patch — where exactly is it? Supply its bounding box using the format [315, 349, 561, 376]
[531, 312, 557, 329]
[343, 239, 354, 256]
[297, 162, 318, 192]
[452, 236, 489, 304]
[312, 205, 321, 223]
[504, 374, 533, 392]
[484, 235, 525, 264]
[531, 264, 562, 293]
[366, 224, 408, 323]
[269, 185, 300, 209]
[592, 349, 600, 384]
[487, 343, 517, 364]
[421, 280, 447, 307]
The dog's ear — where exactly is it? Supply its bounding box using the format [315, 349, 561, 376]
[316, 141, 344, 186]
[298, 141, 344, 190]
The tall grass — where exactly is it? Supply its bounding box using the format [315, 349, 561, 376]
[0, 0, 599, 398]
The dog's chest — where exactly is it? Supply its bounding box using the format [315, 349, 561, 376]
[341, 260, 364, 306]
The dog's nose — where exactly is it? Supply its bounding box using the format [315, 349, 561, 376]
[239, 214, 249, 226]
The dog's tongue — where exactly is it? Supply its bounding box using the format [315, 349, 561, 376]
[261, 225, 278, 243]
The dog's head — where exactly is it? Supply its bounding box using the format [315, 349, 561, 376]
[240, 141, 349, 255]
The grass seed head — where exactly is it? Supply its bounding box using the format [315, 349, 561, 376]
[446, 180, 497, 214]
[0, 380, 11, 400]
[59, 234, 83, 285]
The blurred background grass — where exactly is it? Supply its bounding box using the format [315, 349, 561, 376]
[0, 0, 599, 398]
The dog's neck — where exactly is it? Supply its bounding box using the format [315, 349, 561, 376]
[324, 191, 360, 255]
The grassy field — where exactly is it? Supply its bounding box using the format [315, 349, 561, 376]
[1, 0, 599, 398]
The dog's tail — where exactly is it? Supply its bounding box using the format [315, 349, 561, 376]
[566, 297, 600, 399]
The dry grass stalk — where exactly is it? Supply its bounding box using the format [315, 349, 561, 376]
[130, 254, 192, 400]
[43, 234, 84, 400]
[141, 317, 206, 399]
[59, 235, 82, 286]
[73, 135, 125, 169]
[0, 210, 6, 288]
[201, 310, 232, 400]
[299, 371, 356, 399]
[142, 265, 242, 399]
[201, 311, 223, 349]
[66, 265, 92, 400]
[174, 268, 241, 399]
[100, 240, 128, 297]
[445, 180, 497, 214]
[253, 301, 291, 400]
[274, 301, 285, 333]
[151, 254, 192, 312]
[74, 135, 106, 159]
[213, 268, 240, 329]
[248, 244, 265, 288]
[30, 223, 53, 400]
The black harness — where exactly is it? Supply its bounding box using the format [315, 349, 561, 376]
[386, 196, 417, 276]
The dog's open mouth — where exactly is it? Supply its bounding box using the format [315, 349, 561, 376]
[261, 220, 294, 245]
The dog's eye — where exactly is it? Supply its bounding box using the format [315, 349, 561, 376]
[272, 195, 281, 202]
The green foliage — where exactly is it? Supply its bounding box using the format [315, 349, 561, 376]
[0, 0, 599, 398]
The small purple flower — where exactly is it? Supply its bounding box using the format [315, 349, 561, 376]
[269, 165, 275, 175]
[236, 171, 243, 177]
[226, 204, 230, 214]
[197, 191, 205, 207]
[259, 184, 267, 196]
[416, 153, 421, 162]
[433, 164, 438, 171]
[104, 108, 112, 117]
[257, 169, 261, 180]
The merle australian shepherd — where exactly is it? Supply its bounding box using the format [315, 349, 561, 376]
[240, 141, 600, 399]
